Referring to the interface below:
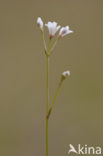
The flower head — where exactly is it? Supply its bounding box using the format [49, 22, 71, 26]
[37, 17, 43, 31]
[45, 22, 61, 38]
[59, 26, 73, 38]
[62, 70, 70, 80]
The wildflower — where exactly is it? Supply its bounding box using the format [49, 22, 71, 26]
[59, 26, 73, 38]
[45, 22, 61, 38]
[37, 17, 43, 31]
[62, 70, 70, 79]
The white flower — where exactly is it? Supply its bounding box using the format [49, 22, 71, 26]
[37, 17, 43, 31]
[59, 26, 73, 38]
[62, 70, 70, 79]
[45, 22, 61, 38]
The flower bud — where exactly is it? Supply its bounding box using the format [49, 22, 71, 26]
[62, 70, 70, 80]
[37, 17, 43, 31]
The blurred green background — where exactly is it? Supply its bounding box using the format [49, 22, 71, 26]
[0, 0, 103, 156]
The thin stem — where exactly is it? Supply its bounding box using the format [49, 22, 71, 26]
[48, 38, 52, 55]
[42, 31, 47, 54]
[47, 78, 63, 119]
[46, 118, 48, 156]
[46, 55, 49, 113]
[46, 55, 49, 156]
[50, 37, 59, 55]
[46, 38, 51, 156]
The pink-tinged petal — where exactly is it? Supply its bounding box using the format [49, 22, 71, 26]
[59, 26, 73, 38]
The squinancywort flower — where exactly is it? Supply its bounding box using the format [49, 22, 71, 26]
[62, 70, 70, 80]
[37, 17, 43, 31]
[45, 22, 61, 39]
[59, 26, 73, 38]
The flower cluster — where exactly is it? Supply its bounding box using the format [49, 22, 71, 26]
[37, 17, 72, 80]
[37, 17, 73, 38]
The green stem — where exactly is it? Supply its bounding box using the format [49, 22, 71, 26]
[46, 55, 49, 113]
[50, 37, 59, 55]
[46, 38, 51, 156]
[46, 118, 48, 156]
[46, 55, 49, 156]
[42, 31, 47, 54]
[47, 79, 63, 119]
[48, 38, 52, 55]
